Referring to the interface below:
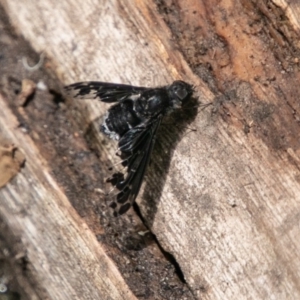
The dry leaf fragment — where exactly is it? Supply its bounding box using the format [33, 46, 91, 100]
[0, 138, 25, 188]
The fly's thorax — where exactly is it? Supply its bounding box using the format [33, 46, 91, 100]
[134, 89, 170, 117]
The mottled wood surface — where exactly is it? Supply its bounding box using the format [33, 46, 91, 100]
[0, 95, 137, 300]
[1, 0, 300, 299]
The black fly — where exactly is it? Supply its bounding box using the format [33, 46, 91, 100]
[65, 81, 193, 216]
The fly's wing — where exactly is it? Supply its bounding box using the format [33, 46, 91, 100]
[108, 115, 163, 216]
[65, 81, 149, 103]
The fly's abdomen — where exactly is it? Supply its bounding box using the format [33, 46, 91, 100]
[101, 101, 142, 140]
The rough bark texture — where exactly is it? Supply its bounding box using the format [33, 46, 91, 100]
[0, 96, 138, 300]
[1, 0, 300, 299]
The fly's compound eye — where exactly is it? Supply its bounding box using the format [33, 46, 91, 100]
[170, 81, 191, 101]
[174, 86, 188, 100]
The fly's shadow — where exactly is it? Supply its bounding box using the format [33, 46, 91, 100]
[140, 96, 199, 225]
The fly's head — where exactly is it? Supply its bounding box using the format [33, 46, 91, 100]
[167, 80, 193, 110]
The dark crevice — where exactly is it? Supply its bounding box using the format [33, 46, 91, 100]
[133, 203, 186, 284]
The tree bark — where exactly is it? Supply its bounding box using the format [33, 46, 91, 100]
[1, 0, 300, 299]
[0, 95, 137, 299]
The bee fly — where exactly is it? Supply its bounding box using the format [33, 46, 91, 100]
[65, 80, 193, 216]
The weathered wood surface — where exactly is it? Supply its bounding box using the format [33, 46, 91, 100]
[0, 95, 137, 299]
[1, 0, 300, 299]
